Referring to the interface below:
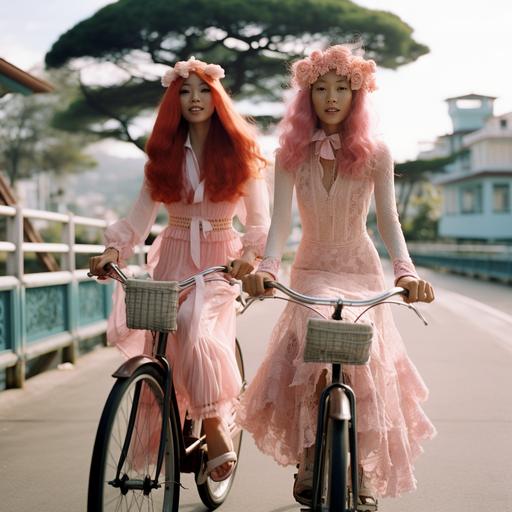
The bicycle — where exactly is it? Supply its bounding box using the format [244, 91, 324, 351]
[87, 263, 245, 512]
[239, 280, 428, 512]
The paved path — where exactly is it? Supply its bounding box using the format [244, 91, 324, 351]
[1, 265, 511, 511]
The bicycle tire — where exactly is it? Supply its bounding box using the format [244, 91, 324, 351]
[326, 418, 349, 511]
[87, 364, 180, 512]
[196, 338, 244, 509]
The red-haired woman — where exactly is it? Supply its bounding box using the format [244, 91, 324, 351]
[89, 57, 270, 482]
[239, 45, 436, 509]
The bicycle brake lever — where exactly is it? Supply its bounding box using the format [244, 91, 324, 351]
[229, 279, 248, 307]
[408, 303, 429, 326]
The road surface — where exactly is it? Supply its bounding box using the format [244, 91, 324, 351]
[1, 264, 511, 511]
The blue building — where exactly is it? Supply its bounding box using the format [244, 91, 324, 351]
[421, 94, 512, 241]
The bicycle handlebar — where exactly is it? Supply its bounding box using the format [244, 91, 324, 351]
[247, 280, 427, 326]
[88, 262, 228, 290]
[263, 280, 407, 307]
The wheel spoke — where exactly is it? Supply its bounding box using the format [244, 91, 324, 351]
[90, 369, 175, 511]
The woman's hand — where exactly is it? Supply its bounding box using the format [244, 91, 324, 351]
[89, 247, 119, 279]
[242, 271, 275, 297]
[227, 258, 254, 280]
[396, 276, 435, 304]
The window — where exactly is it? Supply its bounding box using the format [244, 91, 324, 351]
[500, 118, 508, 129]
[460, 184, 483, 214]
[443, 187, 457, 214]
[493, 183, 510, 213]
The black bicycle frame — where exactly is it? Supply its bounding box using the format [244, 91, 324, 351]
[113, 332, 198, 488]
[311, 363, 359, 511]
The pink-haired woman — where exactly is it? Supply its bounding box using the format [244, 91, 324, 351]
[239, 45, 436, 510]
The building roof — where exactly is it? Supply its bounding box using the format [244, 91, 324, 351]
[436, 169, 512, 186]
[0, 58, 54, 97]
[444, 93, 497, 102]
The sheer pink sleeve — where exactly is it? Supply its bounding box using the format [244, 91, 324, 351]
[239, 175, 271, 258]
[104, 178, 160, 261]
[257, 158, 295, 279]
[372, 142, 419, 284]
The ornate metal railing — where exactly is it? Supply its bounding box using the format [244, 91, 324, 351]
[0, 205, 158, 388]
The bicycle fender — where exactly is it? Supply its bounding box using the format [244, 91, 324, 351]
[329, 387, 352, 421]
[112, 355, 165, 379]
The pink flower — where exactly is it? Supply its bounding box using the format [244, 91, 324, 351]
[161, 68, 178, 87]
[365, 75, 378, 92]
[326, 45, 351, 62]
[309, 50, 323, 63]
[364, 59, 377, 73]
[293, 59, 315, 88]
[204, 63, 225, 80]
[173, 61, 190, 79]
[291, 44, 377, 92]
[314, 60, 330, 78]
[350, 66, 364, 90]
[161, 57, 226, 87]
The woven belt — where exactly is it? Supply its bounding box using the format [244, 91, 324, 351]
[168, 215, 233, 268]
[168, 215, 232, 231]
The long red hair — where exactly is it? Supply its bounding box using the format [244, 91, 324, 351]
[145, 69, 265, 203]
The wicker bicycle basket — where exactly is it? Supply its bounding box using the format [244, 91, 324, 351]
[124, 278, 179, 332]
[304, 318, 374, 365]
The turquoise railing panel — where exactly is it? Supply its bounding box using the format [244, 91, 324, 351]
[25, 285, 68, 342]
[0, 291, 11, 352]
[78, 281, 110, 326]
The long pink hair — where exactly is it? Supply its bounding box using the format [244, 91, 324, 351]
[277, 87, 376, 176]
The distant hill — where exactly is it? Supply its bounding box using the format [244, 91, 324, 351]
[68, 152, 145, 217]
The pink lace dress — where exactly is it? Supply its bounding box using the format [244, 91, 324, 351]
[237, 141, 436, 497]
[104, 140, 270, 423]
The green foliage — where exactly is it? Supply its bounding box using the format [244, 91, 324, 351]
[0, 69, 96, 186]
[402, 184, 441, 241]
[45, 0, 429, 146]
[395, 155, 454, 182]
[47, 0, 428, 72]
[394, 154, 454, 221]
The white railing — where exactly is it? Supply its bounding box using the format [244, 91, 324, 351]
[0, 205, 161, 388]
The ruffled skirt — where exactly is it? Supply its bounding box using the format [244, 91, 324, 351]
[107, 226, 243, 423]
[237, 237, 436, 497]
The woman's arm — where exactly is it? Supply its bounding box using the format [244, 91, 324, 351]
[228, 174, 271, 278]
[373, 142, 434, 303]
[89, 178, 160, 276]
[243, 157, 295, 295]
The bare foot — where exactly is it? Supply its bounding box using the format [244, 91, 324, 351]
[202, 417, 235, 480]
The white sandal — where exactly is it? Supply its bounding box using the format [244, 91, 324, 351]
[356, 467, 378, 511]
[206, 451, 237, 482]
[293, 447, 314, 507]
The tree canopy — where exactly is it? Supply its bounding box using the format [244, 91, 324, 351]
[0, 71, 95, 186]
[45, 0, 429, 149]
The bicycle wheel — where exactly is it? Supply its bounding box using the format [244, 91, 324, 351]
[324, 417, 349, 511]
[196, 338, 244, 509]
[88, 364, 180, 512]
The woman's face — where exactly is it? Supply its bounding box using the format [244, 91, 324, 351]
[311, 70, 352, 133]
[179, 73, 215, 125]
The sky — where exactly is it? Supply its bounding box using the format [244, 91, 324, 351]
[1, 0, 511, 162]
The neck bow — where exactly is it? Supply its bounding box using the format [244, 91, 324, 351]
[312, 130, 341, 160]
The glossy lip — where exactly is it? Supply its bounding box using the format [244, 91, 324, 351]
[189, 106, 204, 112]
[325, 107, 340, 112]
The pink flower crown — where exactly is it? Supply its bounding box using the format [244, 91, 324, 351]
[291, 45, 377, 92]
[161, 56, 225, 87]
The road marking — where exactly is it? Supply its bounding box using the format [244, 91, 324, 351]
[435, 287, 512, 353]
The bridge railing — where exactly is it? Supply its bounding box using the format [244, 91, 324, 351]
[0, 205, 159, 388]
[375, 239, 512, 283]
